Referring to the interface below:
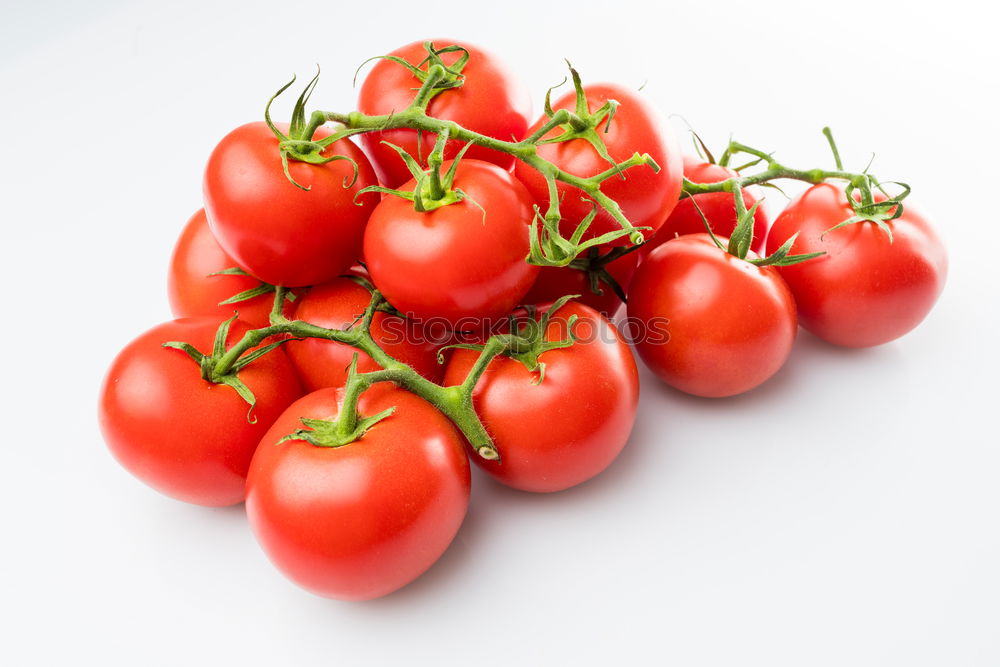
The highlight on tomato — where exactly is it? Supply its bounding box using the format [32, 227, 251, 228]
[246, 384, 470, 601]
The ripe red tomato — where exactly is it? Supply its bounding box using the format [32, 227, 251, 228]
[363, 159, 539, 326]
[357, 39, 530, 188]
[443, 301, 639, 492]
[285, 277, 444, 391]
[643, 156, 769, 255]
[627, 234, 797, 397]
[167, 209, 294, 328]
[514, 83, 683, 246]
[765, 183, 948, 347]
[245, 384, 470, 600]
[203, 122, 378, 287]
[99, 317, 303, 506]
[522, 250, 639, 316]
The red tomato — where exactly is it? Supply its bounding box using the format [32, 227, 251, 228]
[443, 301, 639, 492]
[167, 209, 294, 328]
[522, 250, 639, 316]
[203, 122, 378, 287]
[514, 83, 683, 246]
[246, 385, 470, 600]
[286, 277, 443, 391]
[627, 234, 797, 397]
[363, 159, 539, 326]
[357, 39, 530, 188]
[765, 183, 947, 347]
[99, 318, 303, 506]
[644, 156, 769, 255]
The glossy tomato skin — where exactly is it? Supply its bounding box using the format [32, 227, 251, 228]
[765, 183, 947, 348]
[364, 159, 539, 326]
[246, 385, 470, 600]
[522, 251, 639, 316]
[627, 234, 797, 398]
[514, 83, 683, 246]
[644, 156, 769, 255]
[167, 209, 295, 328]
[99, 318, 303, 506]
[357, 39, 530, 188]
[286, 277, 443, 391]
[443, 301, 639, 492]
[204, 122, 379, 287]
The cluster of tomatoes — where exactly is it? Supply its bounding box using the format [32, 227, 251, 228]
[98, 39, 948, 601]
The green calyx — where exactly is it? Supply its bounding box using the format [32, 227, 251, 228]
[265, 69, 359, 191]
[356, 41, 470, 108]
[162, 314, 291, 421]
[276, 356, 395, 448]
[354, 129, 483, 215]
[441, 295, 581, 385]
[539, 62, 622, 171]
[209, 267, 297, 307]
[566, 246, 637, 303]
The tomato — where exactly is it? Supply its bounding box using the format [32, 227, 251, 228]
[522, 250, 639, 316]
[514, 83, 683, 246]
[245, 384, 470, 600]
[627, 234, 797, 397]
[363, 159, 539, 326]
[167, 209, 295, 328]
[643, 156, 769, 255]
[765, 183, 947, 348]
[203, 122, 378, 287]
[286, 276, 443, 391]
[357, 39, 530, 188]
[99, 317, 303, 506]
[443, 301, 639, 492]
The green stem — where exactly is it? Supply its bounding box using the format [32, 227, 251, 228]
[212, 290, 501, 459]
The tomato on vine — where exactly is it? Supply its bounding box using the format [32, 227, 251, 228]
[204, 95, 379, 287]
[285, 275, 443, 391]
[522, 248, 638, 316]
[644, 156, 770, 255]
[357, 39, 530, 188]
[628, 233, 800, 398]
[765, 183, 947, 347]
[99, 317, 303, 506]
[364, 155, 538, 326]
[514, 72, 683, 247]
[246, 383, 470, 600]
[443, 299, 639, 492]
[168, 209, 295, 328]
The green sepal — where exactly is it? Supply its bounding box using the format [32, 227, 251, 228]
[219, 374, 259, 423]
[749, 232, 825, 267]
[231, 338, 293, 372]
[276, 407, 396, 448]
[265, 71, 362, 191]
[726, 200, 762, 260]
[161, 341, 206, 365]
[442, 295, 581, 384]
[218, 284, 275, 306]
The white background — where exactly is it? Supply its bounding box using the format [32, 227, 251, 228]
[1, 1, 997, 665]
